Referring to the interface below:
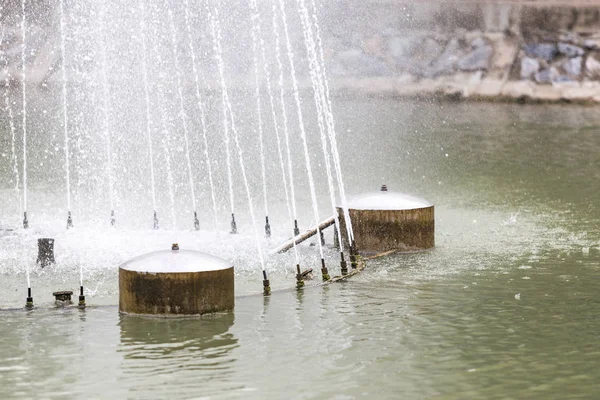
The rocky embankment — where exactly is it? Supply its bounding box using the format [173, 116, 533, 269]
[322, 3, 600, 103]
[4, 2, 600, 103]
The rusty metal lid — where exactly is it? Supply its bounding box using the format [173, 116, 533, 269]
[119, 249, 232, 273]
[345, 190, 432, 211]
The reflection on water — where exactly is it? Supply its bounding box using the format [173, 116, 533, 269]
[1, 100, 600, 399]
[118, 313, 237, 398]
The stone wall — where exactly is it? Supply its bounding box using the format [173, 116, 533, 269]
[320, 2, 600, 102]
[4, 1, 600, 103]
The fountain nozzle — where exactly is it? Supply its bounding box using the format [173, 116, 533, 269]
[194, 211, 200, 231]
[262, 270, 271, 296]
[78, 285, 86, 308]
[230, 213, 237, 234]
[26, 287, 33, 309]
[294, 219, 300, 236]
[110, 210, 116, 227]
[153, 211, 159, 230]
[265, 216, 271, 238]
[321, 258, 330, 281]
[350, 240, 358, 269]
[23, 212, 28, 229]
[66, 212, 73, 229]
[340, 252, 348, 275]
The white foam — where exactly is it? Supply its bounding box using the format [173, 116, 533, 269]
[345, 191, 432, 211]
[119, 249, 232, 273]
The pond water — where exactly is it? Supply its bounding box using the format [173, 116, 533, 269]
[1, 98, 600, 399]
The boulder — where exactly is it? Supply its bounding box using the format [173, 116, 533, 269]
[523, 43, 557, 61]
[563, 57, 582, 77]
[428, 38, 462, 77]
[584, 39, 600, 50]
[520, 57, 540, 80]
[409, 38, 443, 76]
[554, 75, 575, 83]
[585, 55, 600, 79]
[457, 45, 493, 71]
[534, 67, 559, 84]
[558, 43, 585, 58]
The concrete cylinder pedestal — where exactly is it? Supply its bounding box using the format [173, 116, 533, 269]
[337, 187, 434, 254]
[119, 245, 234, 316]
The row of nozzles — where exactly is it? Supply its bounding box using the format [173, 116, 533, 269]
[22, 211, 273, 236]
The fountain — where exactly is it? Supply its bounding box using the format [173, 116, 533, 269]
[0, 0, 436, 311]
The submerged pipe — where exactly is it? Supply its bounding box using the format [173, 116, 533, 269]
[270, 216, 335, 255]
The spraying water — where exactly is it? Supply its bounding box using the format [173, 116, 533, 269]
[209, 11, 236, 220]
[296, 0, 344, 249]
[182, 0, 218, 230]
[20, 0, 28, 226]
[58, 0, 72, 218]
[23, 252, 30, 290]
[98, 3, 115, 217]
[277, 0, 325, 261]
[210, 6, 267, 272]
[137, 0, 158, 217]
[251, 0, 300, 262]
[308, 0, 355, 242]
[270, 0, 300, 234]
[149, 9, 176, 228]
[249, 6, 270, 223]
[161, 137, 177, 228]
[1, 28, 22, 219]
[166, 6, 197, 218]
